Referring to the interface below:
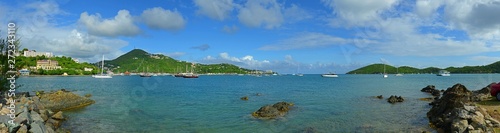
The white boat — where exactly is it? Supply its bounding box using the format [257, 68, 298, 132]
[93, 55, 112, 78]
[395, 67, 403, 76]
[321, 73, 338, 78]
[297, 73, 304, 76]
[383, 64, 388, 78]
[437, 70, 450, 76]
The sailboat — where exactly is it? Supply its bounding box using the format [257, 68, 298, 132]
[383, 64, 388, 78]
[182, 63, 199, 78]
[395, 67, 403, 76]
[93, 55, 112, 78]
[140, 67, 152, 77]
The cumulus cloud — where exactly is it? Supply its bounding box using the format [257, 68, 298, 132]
[190, 44, 210, 51]
[194, 0, 234, 21]
[321, 0, 398, 26]
[237, 0, 284, 29]
[443, 0, 500, 39]
[79, 10, 141, 37]
[0, 1, 128, 63]
[141, 7, 186, 31]
[202, 52, 271, 69]
[259, 32, 348, 50]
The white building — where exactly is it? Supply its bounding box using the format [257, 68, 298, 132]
[24, 50, 53, 57]
[84, 68, 93, 71]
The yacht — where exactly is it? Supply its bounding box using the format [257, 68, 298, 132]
[93, 55, 112, 78]
[321, 73, 338, 78]
[437, 70, 450, 76]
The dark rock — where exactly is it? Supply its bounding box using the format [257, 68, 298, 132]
[255, 93, 262, 96]
[427, 84, 473, 132]
[376, 95, 383, 99]
[252, 102, 294, 119]
[421, 85, 436, 92]
[387, 95, 404, 104]
[421, 85, 441, 97]
[51, 111, 64, 120]
[240, 96, 248, 101]
[84, 93, 92, 98]
[471, 83, 495, 102]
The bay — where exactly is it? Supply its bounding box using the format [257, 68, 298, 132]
[16, 74, 500, 132]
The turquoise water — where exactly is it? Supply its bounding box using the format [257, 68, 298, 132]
[16, 74, 500, 132]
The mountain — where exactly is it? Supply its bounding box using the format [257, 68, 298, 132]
[103, 49, 252, 74]
[347, 61, 500, 74]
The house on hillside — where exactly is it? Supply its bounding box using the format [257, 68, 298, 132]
[36, 60, 62, 70]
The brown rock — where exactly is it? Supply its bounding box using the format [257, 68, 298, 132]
[240, 96, 248, 101]
[51, 111, 64, 120]
[47, 119, 61, 129]
[16, 124, 28, 133]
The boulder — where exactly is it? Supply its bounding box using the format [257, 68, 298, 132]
[376, 95, 383, 99]
[0, 123, 8, 133]
[46, 119, 61, 129]
[252, 102, 294, 119]
[29, 121, 47, 133]
[16, 124, 28, 133]
[14, 111, 30, 125]
[39, 90, 95, 112]
[51, 111, 64, 120]
[471, 83, 495, 102]
[387, 95, 404, 104]
[30, 110, 44, 123]
[421, 85, 441, 97]
[421, 85, 436, 93]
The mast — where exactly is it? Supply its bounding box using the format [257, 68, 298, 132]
[101, 55, 105, 75]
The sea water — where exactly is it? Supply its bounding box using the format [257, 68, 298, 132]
[16, 74, 500, 132]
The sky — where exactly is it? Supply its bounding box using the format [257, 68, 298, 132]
[1, 0, 500, 74]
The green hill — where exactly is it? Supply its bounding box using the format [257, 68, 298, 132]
[103, 49, 252, 74]
[347, 61, 500, 74]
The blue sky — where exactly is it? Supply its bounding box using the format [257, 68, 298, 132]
[1, 0, 500, 74]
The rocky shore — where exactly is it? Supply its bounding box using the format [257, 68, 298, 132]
[0, 89, 94, 133]
[426, 83, 500, 132]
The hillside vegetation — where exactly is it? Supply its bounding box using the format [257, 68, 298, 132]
[105, 49, 252, 74]
[347, 62, 500, 74]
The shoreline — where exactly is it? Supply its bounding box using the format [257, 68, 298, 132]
[0, 89, 94, 132]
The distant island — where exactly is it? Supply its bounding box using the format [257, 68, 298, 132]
[347, 62, 500, 74]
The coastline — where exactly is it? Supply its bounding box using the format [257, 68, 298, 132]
[0, 89, 94, 132]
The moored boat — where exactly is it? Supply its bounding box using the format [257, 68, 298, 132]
[437, 70, 450, 76]
[321, 73, 338, 78]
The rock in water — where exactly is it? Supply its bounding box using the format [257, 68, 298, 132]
[240, 96, 249, 101]
[421, 85, 436, 92]
[39, 90, 95, 112]
[252, 102, 294, 119]
[427, 84, 477, 132]
[376, 95, 383, 99]
[387, 95, 404, 104]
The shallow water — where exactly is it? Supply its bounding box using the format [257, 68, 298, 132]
[16, 74, 500, 132]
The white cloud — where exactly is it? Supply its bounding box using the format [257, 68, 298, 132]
[141, 7, 186, 31]
[194, 0, 234, 21]
[259, 32, 348, 50]
[469, 56, 500, 64]
[237, 0, 284, 29]
[415, 0, 443, 18]
[79, 10, 141, 37]
[202, 52, 270, 69]
[0, 1, 128, 63]
[443, 0, 500, 39]
[321, 0, 398, 26]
